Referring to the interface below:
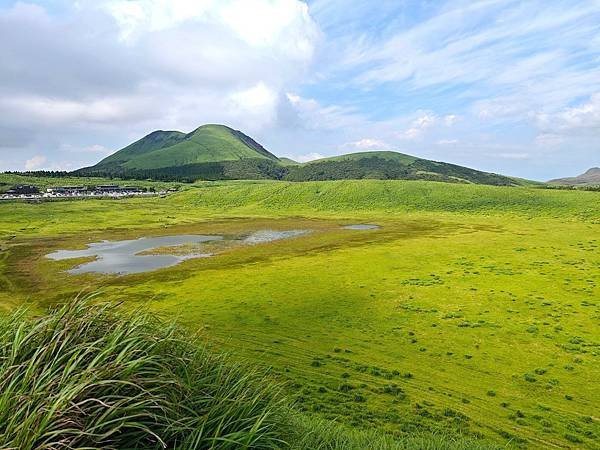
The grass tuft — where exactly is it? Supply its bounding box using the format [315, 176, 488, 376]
[0, 295, 287, 449]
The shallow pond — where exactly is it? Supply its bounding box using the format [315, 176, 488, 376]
[47, 230, 310, 275]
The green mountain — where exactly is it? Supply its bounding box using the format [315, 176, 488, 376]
[82, 124, 278, 173]
[76, 125, 527, 186]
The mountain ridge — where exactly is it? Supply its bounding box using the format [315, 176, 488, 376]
[76, 123, 532, 186]
[549, 167, 600, 186]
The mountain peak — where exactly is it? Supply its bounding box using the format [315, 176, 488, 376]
[583, 167, 600, 175]
[89, 123, 278, 171]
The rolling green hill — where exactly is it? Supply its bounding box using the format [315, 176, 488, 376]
[285, 151, 522, 185]
[79, 124, 278, 174]
[75, 124, 530, 186]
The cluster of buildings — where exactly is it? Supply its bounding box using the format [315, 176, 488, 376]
[1, 184, 166, 200]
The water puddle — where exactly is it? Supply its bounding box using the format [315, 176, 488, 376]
[243, 229, 309, 244]
[342, 224, 381, 230]
[47, 230, 310, 275]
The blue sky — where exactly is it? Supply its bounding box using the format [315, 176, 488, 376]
[0, 0, 599, 180]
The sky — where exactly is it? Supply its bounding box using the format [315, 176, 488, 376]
[0, 0, 599, 180]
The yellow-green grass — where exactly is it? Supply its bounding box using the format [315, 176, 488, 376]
[0, 180, 598, 448]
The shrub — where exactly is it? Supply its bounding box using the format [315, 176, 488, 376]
[524, 373, 537, 382]
[339, 383, 355, 393]
[564, 433, 583, 443]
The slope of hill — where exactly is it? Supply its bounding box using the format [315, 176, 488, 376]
[79, 124, 278, 174]
[75, 125, 529, 186]
[285, 151, 519, 185]
[549, 167, 600, 185]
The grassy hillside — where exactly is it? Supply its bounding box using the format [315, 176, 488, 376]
[98, 130, 187, 167]
[171, 180, 599, 220]
[83, 124, 278, 173]
[1, 180, 598, 448]
[284, 153, 524, 185]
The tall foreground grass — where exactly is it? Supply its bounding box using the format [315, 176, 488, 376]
[0, 297, 287, 449]
[0, 297, 502, 449]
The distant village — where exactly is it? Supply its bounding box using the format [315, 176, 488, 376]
[0, 184, 172, 201]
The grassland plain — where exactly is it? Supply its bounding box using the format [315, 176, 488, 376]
[0, 179, 599, 449]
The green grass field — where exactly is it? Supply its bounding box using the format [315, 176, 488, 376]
[0, 179, 598, 449]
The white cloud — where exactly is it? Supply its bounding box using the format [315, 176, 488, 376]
[296, 152, 324, 162]
[284, 92, 364, 130]
[398, 113, 436, 140]
[60, 143, 114, 155]
[444, 115, 461, 126]
[106, 0, 319, 60]
[437, 139, 459, 145]
[0, 0, 321, 170]
[25, 155, 47, 170]
[0, 96, 153, 126]
[342, 138, 389, 150]
[536, 93, 600, 134]
[228, 83, 279, 129]
[219, 0, 319, 56]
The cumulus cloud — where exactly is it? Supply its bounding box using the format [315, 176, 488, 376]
[0, 0, 598, 180]
[296, 152, 324, 162]
[536, 93, 600, 134]
[397, 113, 459, 140]
[341, 138, 389, 150]
[0, 0, 320, 169]
[25, 155, 47, 170]
[60, 144, 114, 155]
[227, 83, 279, 129]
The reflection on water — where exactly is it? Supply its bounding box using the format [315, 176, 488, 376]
[47, 230, 311, 275]
[47, 235, 219, 275]
[342, 224, 381, 230]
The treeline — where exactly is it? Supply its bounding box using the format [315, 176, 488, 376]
[4, 170, 73, 178]
[74, 159, 287, 183]
[541, 184, 600, 192]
